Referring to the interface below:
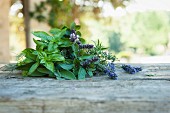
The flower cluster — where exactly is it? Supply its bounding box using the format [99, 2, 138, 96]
[69, 30, 94, 49]
[121, 64, 142, 74]
[104, 63, 118, 80]
[69, 30, 79, 43]
[81, 57, 98, 67]
[79, 44, 94, 49]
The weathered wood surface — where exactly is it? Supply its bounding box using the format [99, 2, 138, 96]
[0, 64, 170, 113]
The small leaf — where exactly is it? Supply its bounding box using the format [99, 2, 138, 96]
[58, 63, 73, 70]
[79, 55, 94, 60]
[146, 74, 156, 76]
[44, 62, 54, 72]
[38, 51, 47, 59]
[32, 31, 53, 41]
[28, 62, 39, 75]
[75, 25, 81, 30]
[87, 70, 93, 77]
[54, 28, 66, 39]
[76, 31, 81, 37]
[60, 69, 76, 80]
[73, 58, 80, 68]
[78, 67, 86, 80]
[48, 42, 54, 51]
[22, 48, 36, 60]
[79, 38, 86, 44]
[70, 22, 76, 30]
[16, 63, 34, 71]
[59, 38, 72, 47]
[72, 43, 79, 58]
[29, 70, 46, 77]
[65, 29, 71, 36]
[54, 70, 61, 77]
[49, 28, 61, 35]
[37, 67, 53, 75]
[22, 58, 34, 64]
[33, 38, 47, 47]
[48, 54, 65, 61]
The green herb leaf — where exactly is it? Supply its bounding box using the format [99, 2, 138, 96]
[28, 62, 39, 75]
[58, 63, 73, 70]
[49, 28, 61, 35]
[33, 38, 47, 47]
[44, 61, 54, 72]
[70, 22, 76, 30]
[76, 31, 81, 37]
[28, 70, 46, 77]
[59, 38, 72, 47]
[53, 28, 66, 39]
[78, 67, 86, 80]
[87, 70, 93, 77]
[75, 25, 81, 30]
[32, 31, 53, 41]
[60, 69, 76, 80]
[48, 42, 54, 51]
[38, 51, 47, 59]
[37, 67, 53, 75]
[79, 55, 94, 60]
[22, 58, 34, 64]
[72, 43, 79, 58]
[22, 48, 36, 60]
[16, 63, 33, 71]
[48, 54, 65, 61]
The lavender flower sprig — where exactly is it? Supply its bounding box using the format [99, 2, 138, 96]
[81, 57, 98, 67]
[104, 63, 118, 80]
[79, 44, 94, 49]
[121, 64, 142, 74]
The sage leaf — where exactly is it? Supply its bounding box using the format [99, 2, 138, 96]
[58, 63, 73, 70]
[60, 69, 76, 80]
[78, 67, 86, 80]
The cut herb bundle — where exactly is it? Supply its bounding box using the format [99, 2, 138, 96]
[1, 22, 142, 80]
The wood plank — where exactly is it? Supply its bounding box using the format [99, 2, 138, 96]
[0, 63, 170, 113]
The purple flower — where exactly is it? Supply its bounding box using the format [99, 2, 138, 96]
[121, 64, 142, 74]
[104, 63, 117, 80]
[81, 57, 98, 67]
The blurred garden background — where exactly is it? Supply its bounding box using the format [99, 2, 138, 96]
[1, 0, 170, 63]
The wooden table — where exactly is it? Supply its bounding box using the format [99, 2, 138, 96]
[0, 64, 170, 113]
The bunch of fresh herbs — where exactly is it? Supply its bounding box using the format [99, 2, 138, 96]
[15, 22, 118, 80]
[1, 22, 142, 80]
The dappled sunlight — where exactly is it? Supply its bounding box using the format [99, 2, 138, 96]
[5, 0, 170, 63]
[9, 0, 26, 62]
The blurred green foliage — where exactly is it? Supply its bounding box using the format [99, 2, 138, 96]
[119, 11, 170, 55]
[30, 0, 170, 56]
[30, 0, 74, 28]
[30, 0, 129, 28]
[108, 32, 123, 53]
